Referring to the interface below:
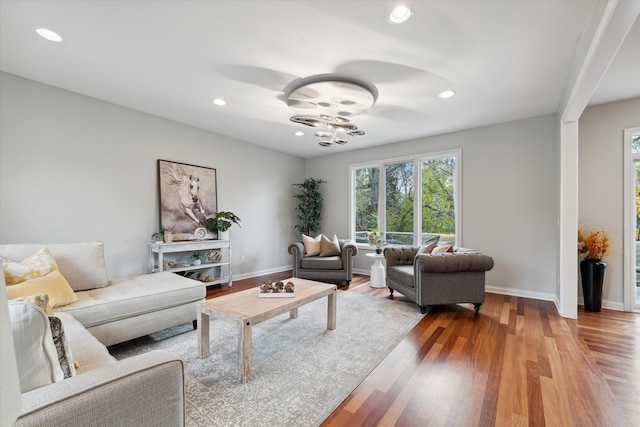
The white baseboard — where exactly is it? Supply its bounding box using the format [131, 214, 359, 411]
[577, 296, 624, 312]
[232, 266, 291, 281]
[484, 285, 555, 301]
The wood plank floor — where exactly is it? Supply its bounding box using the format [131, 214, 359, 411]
[206, 273, 640, 426]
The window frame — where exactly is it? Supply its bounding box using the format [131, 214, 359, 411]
[349, 148, 462, 248]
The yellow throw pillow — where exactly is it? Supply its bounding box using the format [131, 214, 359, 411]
[3, 247, 59, 285]
[432, 245, 454, 254]
[6, 271, 78, 308]
[10, 293, 54, 315]
[319, 234, 341, 257]
[302, 234, 321, 257]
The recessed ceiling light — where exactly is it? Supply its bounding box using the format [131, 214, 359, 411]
[438, 90, 456, 99]
[35, 28, 63, 42]
[388, 5, 414, 24]
[212, 98, 226, 106]
[294, 131, 304, 136]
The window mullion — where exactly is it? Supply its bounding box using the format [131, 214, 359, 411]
[414, 158, 421, 245]
[379, 162, 386, 236]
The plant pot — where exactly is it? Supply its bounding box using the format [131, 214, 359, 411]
[218, 231, 230, 240]
[163, 231, 173, 243]
[192, 259, 201, 266]
[375, 248, 382, 254]
[580, 258, 606, 312]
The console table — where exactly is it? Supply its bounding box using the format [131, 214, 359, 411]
[149, 240, 232, 287]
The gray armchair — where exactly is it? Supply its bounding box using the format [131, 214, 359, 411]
[288, 239, 358, 286]
[384, 246, 494, 313]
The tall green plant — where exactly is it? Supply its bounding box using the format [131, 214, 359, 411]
[292, 178, 326, 235]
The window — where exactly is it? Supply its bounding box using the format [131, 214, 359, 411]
[350, 150, 460, 246]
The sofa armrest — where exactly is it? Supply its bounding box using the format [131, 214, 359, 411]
[340, 240, 358, 261]
[384, 246, 420, 268]
[288, 242, 304, 276]
[17, 350, 185, 427]
[339, 240, 358, 275]
[416, 252, 494, 273]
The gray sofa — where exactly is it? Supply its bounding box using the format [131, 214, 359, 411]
[1, 241, 207, 426]
[384, 246, 494, 313]
[288, 239, 358, 286]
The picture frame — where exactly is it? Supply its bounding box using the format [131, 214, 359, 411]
[157, 159, 217, 238]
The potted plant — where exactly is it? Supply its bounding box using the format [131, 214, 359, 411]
[292, 177, 326, 235]
[204, 211, 241, 240]
[151, 229, 165, 241]
[191, 251, 203, 266]
[578, 226, 609, 312]
[367, 230, 387, 254]
[151, 228, 173, 243]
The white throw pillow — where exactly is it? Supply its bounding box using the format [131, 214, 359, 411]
[8, 301, 64, 392]
[302, 234, 321, 257]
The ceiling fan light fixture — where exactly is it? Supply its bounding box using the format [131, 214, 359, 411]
[388, 5, 414, 24]
[286, 74, 377, 147]
[212, 98, 227, 106]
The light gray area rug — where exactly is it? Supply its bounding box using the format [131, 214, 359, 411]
[109, 291, 423, 427]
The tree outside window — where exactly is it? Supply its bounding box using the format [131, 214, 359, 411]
[352, 150, 459, 246]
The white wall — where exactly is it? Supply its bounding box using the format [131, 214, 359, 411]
[578, 97, 640, 310]
[306, 115, 559, 300]
[0, 72, 305, 280]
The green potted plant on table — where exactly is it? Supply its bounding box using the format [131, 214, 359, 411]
[204, 211, 241, 240]
[151, 228, 173, 243]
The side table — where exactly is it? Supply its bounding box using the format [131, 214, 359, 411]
[365, 252, 386, 288]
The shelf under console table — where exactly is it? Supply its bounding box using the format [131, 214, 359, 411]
[149, 240, 232, 287]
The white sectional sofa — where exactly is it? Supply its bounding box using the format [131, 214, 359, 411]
[2, 241, 207, 426]
[1, 241, 206, 346]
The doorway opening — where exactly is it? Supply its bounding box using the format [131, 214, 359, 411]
[624, 127, 640, 312]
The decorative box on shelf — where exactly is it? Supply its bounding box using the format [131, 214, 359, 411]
[149, 239, 232, 287]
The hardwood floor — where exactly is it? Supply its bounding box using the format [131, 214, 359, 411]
[206, 273, 640, 426]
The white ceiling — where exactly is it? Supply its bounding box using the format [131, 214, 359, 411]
[1, 1, 638, 159]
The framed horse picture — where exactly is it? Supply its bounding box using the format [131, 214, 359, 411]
[157, 159, 217, 237]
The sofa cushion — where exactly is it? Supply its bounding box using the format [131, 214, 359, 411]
[0, 242, 108, 291]
[300, 256, 343, 270]
[56, 272, 204, 328]
[8, 301, 64, 392]
[10, 293, 53, 315]
[3, 247, 58, 285]
[432, 245, 454, 254]
[54, 312, 116, 374]
[302, 234, 321, 257]
[319, 234, 341, 257]
[388, 265, 415, 289]
[6, 271, 78, 308]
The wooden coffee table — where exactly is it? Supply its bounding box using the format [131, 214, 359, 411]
[198, 277, 337, 383]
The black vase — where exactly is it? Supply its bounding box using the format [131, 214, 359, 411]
[580, 259, 607, 312]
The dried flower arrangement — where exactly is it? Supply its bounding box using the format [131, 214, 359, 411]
[578, 227, 609, 260]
